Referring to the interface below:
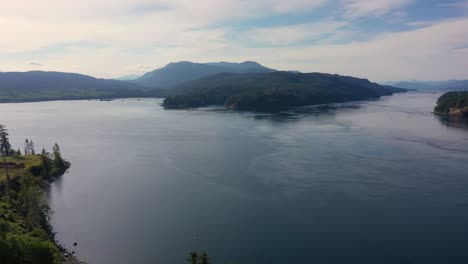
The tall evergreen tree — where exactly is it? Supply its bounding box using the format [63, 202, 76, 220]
[0, 124, 11, 157]
[29, 140, 35, 155]
[0, 124, 12, 201]
[25, 139, 30, 155]
[52, 143, 65, 171]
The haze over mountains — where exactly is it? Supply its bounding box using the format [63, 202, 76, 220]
[0, 60, 467, 109]
[0, 71, 147, 102]
[133, 61, 276, 88]
[384, 80, 468, 91]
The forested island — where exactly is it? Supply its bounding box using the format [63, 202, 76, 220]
[163, 71, 408, 111]
[0, 124, 72, 263]
[434, 91, 468, 116]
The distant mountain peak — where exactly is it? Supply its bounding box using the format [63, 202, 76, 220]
[240, 61, 261, 66]
[133, 60, 276, 88]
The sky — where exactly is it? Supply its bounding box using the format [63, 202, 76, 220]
[0, 0, 467, 82]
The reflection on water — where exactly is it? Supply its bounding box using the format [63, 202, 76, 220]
[0, 93, 467, 264]
[436, 114, 468, 130]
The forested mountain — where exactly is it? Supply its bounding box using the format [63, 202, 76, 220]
[0, 71, 151, 102]
[163, 71, 408, 111]
[384, 80, 468, 91]
[133, 61, 276, 88]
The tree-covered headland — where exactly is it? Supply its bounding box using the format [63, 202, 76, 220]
[0, 124, 70, 264]
[434, 91, 468, 116]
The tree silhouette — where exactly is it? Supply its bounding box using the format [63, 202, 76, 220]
[187, 251, 211, 264]
[0, 124, 11, 157]
[199, 252, 211, 264]
[187, 251, 199, 264]
[25, 139, 30, 155]
[29, 140, 35, 155]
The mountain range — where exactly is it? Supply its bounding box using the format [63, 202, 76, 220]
[0, 61, 435, 110]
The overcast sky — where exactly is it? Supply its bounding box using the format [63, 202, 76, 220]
[0, 0, 467, 81]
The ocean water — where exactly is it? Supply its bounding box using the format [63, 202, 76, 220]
[1, 93, 467, 264]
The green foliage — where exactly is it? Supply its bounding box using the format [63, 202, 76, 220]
[434, 91, 468, 115]
[0, 125, 12, 157]
[18, 173, 49, 229]
[0, 231, 62, 264]
[52, 143, 67, 175]
[0, 127, 70, 263]
[0, 201, 62, 264]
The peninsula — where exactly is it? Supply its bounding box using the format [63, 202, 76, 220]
[0, 124, 72, 263]
[434, 91, 468, 116]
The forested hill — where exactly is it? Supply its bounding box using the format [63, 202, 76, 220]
[162, 71, 408, 111]
[133, 61, 276, 88]
[434, 91, 468, 116]
[0, 71, 152, 102]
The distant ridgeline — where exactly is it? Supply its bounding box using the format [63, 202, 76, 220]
[163, 71, 408, 111]
[384, 80, 468, 91]
[0, 62, 408, 107]
[0, 61, 274, 103]
[0, 71, 156, 103]
[0, 124, 72, 263]
[434, 91, 468, 116]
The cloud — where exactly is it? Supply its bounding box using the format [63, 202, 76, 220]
[0, 0, 467, 81]
[242, 20, 348, 45]
[137, 65, 153, 70]
[439, 1, 468, 8]
[0, 0, 329, 22]
[341, 0, 414, 18]
[26, 61, 43, 66]
[259, 17, 468, 81]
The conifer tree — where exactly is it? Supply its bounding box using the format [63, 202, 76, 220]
[29, 140, 35, 155]
[25, 139, 30, 155]
[0, 124, 11, 157]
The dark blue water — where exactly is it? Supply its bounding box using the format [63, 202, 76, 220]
[1, 93, 467, 264]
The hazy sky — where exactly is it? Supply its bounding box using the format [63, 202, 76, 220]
[1, 0, 467, 81]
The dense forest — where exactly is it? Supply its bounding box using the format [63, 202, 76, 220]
[434, 91, 468, 116]
[163, 71, 407, 111]
[0, 124, 71, 263]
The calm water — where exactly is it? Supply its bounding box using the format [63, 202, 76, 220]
[1, 93, 468, 264]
